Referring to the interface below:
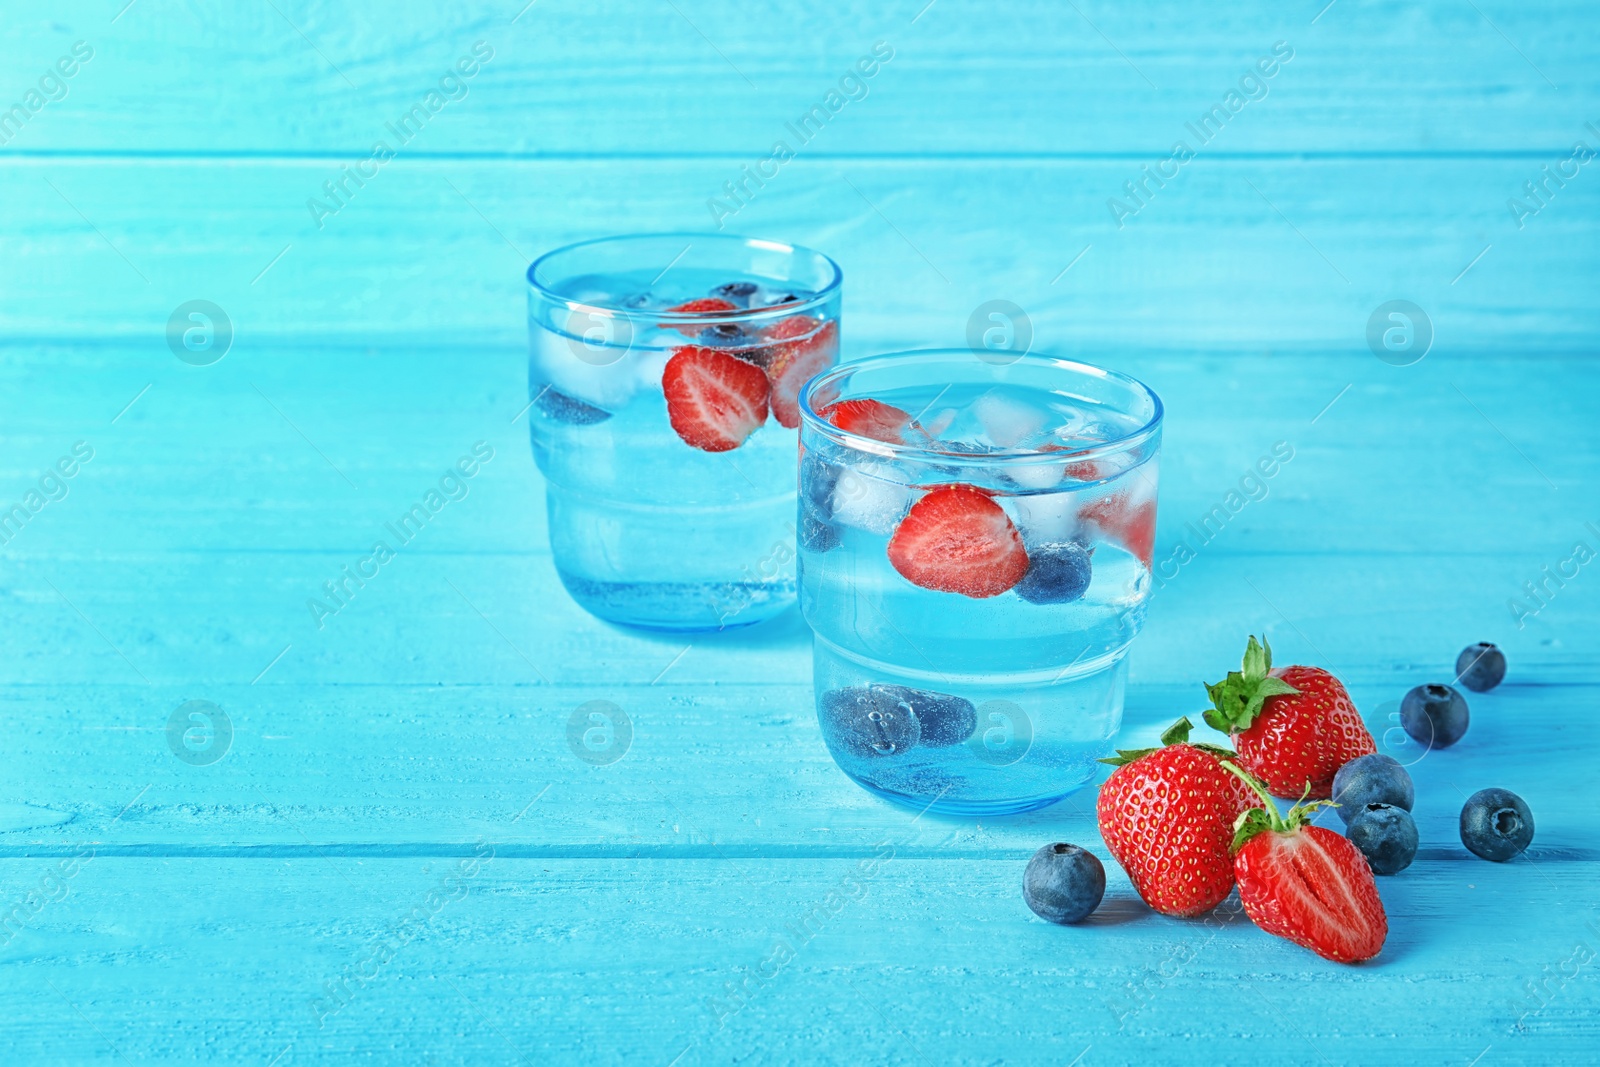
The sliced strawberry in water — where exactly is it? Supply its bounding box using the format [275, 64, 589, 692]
[887, 485, 1029, 598]
[661, 297, 739, 337]
[820, 398, 911, 444]
[765, 319, 838, 428]
[661, 346, 771, 452]
[1080, 493, 1156, 564]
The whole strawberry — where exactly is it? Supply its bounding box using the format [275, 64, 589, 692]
[1224, 763, 1388, 963]
[1203, 636, 1375, 799]
[1096, 717, 1257, 917]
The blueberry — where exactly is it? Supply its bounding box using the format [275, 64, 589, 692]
[1331, 753, 1415, 825]
[1456, 642, 1507, 692]
[1014, 541, 1092, 605]
[533, 387, 611, 425]
[765, 291, 804, 307]
[800, 510, 840, 553]
[1023, 843, 1106, 924]
[820, 687, 919, 759]
[871, 683, 977, 747]
[697, 322, 750, 347]
[1345, 803, 1419, 875]
[1400, 683, 1470, 749]
[710, 281, 759, 306]
[800, 453, 841, 522]
[1460, 787, 1535, 861]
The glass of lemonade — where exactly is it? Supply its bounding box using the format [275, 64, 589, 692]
[527, 234, 841, 631]
[797, 350, 1162, 815]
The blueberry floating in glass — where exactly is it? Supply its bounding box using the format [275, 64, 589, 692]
[534, 386, 611, 425]
[870, 683, 977, 747]
[820, 687, 920, 759]
[1014, 540, 1092, 604]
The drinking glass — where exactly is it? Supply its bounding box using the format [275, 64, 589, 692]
[527, 234, 841, 631]
[798, 350, 1162, 815]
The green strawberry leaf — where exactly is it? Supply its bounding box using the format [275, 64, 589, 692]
[1159, 717, 1194, 746]
[1202, 635, 1301, 734]
[1098, 717, 1239, 766]
[1224, 764, 1337, 851]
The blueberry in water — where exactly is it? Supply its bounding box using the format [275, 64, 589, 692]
[871, 683, 977, 747]
[1331, 753, 1415, 825]
[1400, 683, 1470, 749]
[1345, 803, 1419, 875]
[710, 281, 759, 306]
[800, 452, 841, 523]
[1014, 541, 1092, 605]
[1461, 787, 1535, 861]
[820, 687, 919, 759]
[765, 291, 804, 307]
[697, 322, 750, 348]
[534, 387, 611, 426]
[800, 510, 840, 553]
[1023, 843, 1106, 924]
[1456, 642, 1507, 692]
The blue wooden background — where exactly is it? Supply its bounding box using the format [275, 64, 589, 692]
[2, 1, 1598, 1063]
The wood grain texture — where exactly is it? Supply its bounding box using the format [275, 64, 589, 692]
[2, 0, 1599, 1062]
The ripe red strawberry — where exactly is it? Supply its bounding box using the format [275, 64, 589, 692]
[763, 318, 838, 428]
[661, 346, 770, 452]
[1079, 492, 1156, 564]
[886, 484, 1028, 598]
[1224, 763, 1388, 963]
[661, 297, 739, 337]
[1096, 717, 1258, 917]
[820, 398, 910, 444]
[1203, 636, 1376, 799]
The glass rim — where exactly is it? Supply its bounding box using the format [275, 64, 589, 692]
[798, 349, 1164, 466]
[525, 232, 842, 326]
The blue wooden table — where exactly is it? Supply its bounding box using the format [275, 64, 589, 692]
[3, 1, 1598, 1063]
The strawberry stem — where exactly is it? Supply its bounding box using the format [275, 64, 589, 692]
[1222, 760, 1336, 851]
[1098, 716, 1239, 767]
[1202, 635, 1302, 735]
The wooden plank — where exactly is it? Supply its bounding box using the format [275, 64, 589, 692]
[0, 157, 1595, 346]
[1, 852, 1594, 1063]
[1, 0, 1596, 155]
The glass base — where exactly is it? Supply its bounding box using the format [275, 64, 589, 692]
[842, 770, 1091, 817]
[557, 571, 795, 632]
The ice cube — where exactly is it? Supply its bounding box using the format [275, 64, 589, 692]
[1007, 457, 1068, 490]
[830, 460, 913, 534]
[1008, 490, 1080, 547]
[973, 391, 1052, 449]
[535, 325, 639, 410]
[913, 407, 958, 439]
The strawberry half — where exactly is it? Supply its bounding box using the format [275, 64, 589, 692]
[1096, 717, 1258, 917]
[886, 484, 1028, 598]
[661, 297, 739, 337]
[1203, 636, 1377, 799]
[820, 399, 910, 444]
[1079, 492, 1156, 564]
[763, 318, 838, 428]
[1225, 763, 1388, 963]
[661, 346, 771, 452]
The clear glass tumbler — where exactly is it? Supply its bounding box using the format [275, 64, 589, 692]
[527, 234, 841, 631]
[798, 350, 1162, 815]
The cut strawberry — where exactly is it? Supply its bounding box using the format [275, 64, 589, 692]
[1080, 493, 1156, 564]
[1226, 763, 1388, 963]
[887, 485, 1029, 598]
[820, 398, 911, 445]
[661, 346, 770, 452]
[761, 314, 821, 343]
[765, 319, 838, 428]
[660, 297, 739, 337]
